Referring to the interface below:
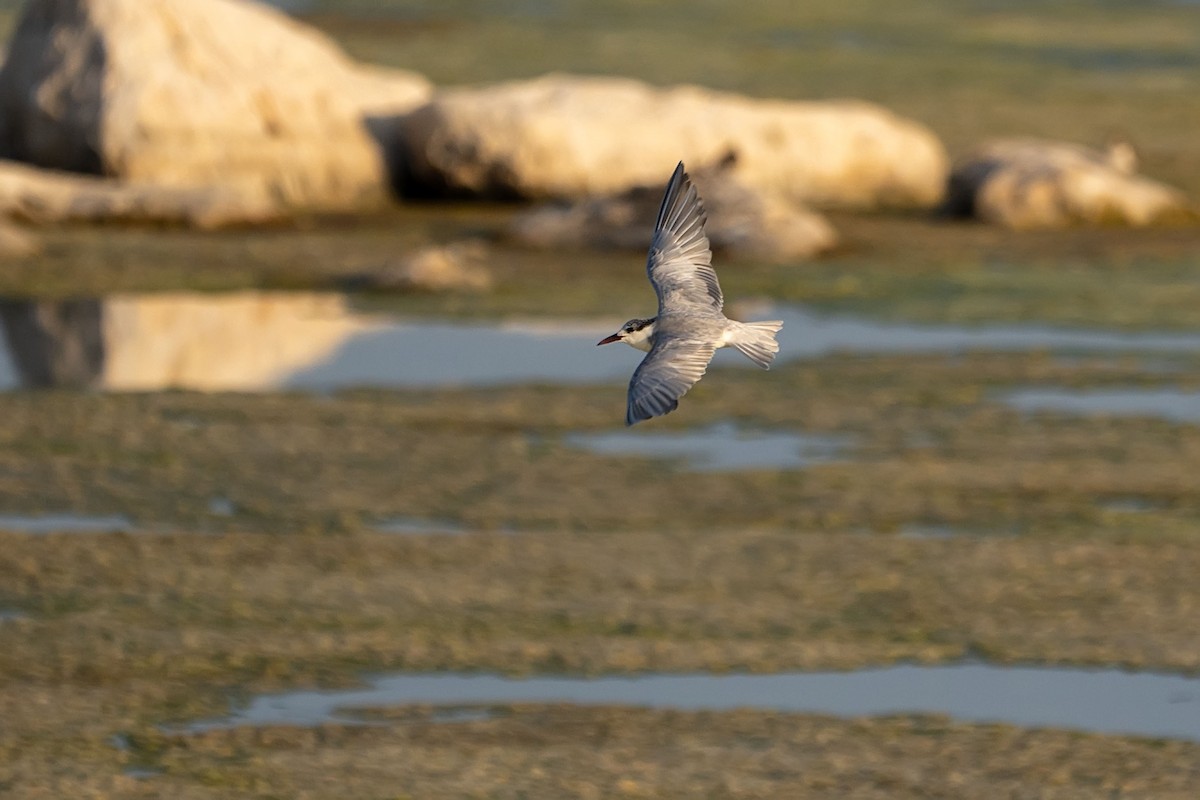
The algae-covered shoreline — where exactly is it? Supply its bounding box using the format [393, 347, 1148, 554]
[4, 353, 1200, 795]
[6, 516, 1200, 795]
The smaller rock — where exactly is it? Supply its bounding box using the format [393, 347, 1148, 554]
[0, 220, 41, 259]
[509, 154, 837, 262]
[0, 158, 278, 230]
[0, 159, 280, 228]
[943, 138, 1193, 229]
[358, 242, 493, 292]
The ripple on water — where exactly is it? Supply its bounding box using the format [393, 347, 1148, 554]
[566, 422, 850, 472]
[1096, 497, 1162, 514]
[0, 513, 135, 534]
[896, 522, 1024, 540]
[373, 516, 466, 535]
[1003, 387, 1200, 424]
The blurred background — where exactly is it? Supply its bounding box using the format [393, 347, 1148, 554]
[1, 0, 1199, 797]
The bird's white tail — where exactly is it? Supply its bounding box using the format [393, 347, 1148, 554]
[728, 320, 783, 369]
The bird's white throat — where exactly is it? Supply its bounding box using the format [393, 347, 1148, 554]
[623, 322, 655, 352]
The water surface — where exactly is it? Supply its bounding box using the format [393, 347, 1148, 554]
[771, 307, 1200, 359]
[897, 523, 959, 540]
[1096, 497, 1161, 514]
[5, 294, 1200, 392]
[1003, 387, 1200, 423]
[0, 513, 135, 534]
[184, 664, 1200, 743]
[374, 516, 466, 535]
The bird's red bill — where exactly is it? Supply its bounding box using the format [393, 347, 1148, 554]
[597, 333, 621, 345]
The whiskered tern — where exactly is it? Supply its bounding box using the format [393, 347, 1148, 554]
[598, 161, 783, 425]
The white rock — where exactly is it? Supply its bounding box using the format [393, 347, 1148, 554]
[399, 73, 948, 209]
[0, 219, 40, 258]
[0, 159, 279, 228]
[0, 0, 431, 210]
[944, 138, 1193, 229]
[374, 242, 493, 292]
[510, 155, 837, 261]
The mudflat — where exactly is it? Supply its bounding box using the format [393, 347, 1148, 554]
[2, 0, 1200, 796]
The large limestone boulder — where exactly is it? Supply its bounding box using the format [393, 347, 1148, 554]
[0, 159, 279, 227]
[943, 138, 1193, 229]
[510, 154, 837, 262]
[398, 73, 948, 209]
[0, 0, 432, 210]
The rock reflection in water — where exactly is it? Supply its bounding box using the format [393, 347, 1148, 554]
[0, 292, 631, 391]
[0, 293, 374, 391]
[0, 298, 105, 388]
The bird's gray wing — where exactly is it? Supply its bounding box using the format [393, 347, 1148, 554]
[646, 162, 722, 313]
[626, 337, 717, 425]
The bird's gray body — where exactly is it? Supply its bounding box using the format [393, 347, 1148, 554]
[599, 162, 783, 425]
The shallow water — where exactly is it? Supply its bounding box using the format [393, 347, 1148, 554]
[282, 317, 635, 389]
[123, 769, 165, 781]
[1003, 387, 1200, 423]
[4, 293, 1200, 392]
[896, 523, 959, 540]
[770, 307, 1200, 359]
[0, 293, 632, 391]
[896, 522, 1024, 540]
[373, 516, 466, 535]
[207, 497, 237, 517]
[1096, 497, 1161, 514]
[0, 513, 135, 534]
[566, 422, 850, 471]
[0, 333, 15, 388]
[183, 664, 1200, 742]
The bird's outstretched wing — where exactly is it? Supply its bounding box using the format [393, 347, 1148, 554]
[626, 338, 717, 425]
[646, 162, 722, 313]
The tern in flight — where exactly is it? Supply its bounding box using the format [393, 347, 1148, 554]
[598, 162, 783, 425]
